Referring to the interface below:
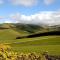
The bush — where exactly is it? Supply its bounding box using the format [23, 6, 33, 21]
[0, 44, 41, 60]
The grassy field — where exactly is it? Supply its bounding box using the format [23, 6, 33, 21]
[1, 36, 58, 55]
[0, 28, 60, 56]
[7, 36, 60, 55]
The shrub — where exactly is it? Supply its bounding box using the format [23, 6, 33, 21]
[0, 44, 41, 60]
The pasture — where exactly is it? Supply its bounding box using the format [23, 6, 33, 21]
[0, 27, 60, 56]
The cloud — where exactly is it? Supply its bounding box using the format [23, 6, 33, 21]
[0, 0, 4, 4]
[0, 16, 4, 19]
[4, 20, 13, 23]
[44, 0, 55, 5]
[10, 13, 32, 23]
[10, 11, 60, 26]
[10, 0, 38, 7]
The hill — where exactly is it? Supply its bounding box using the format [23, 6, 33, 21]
[0, 23, 60, 56]
[0, 23, 45, 40]
[9, 36, 60, 55]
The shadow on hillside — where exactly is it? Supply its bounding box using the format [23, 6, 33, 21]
[16, 31, 60, 39]
[26, 31, 60, 38]
[0, 28, 9, 29]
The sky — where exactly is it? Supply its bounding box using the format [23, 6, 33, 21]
[0, 0, 60, 26]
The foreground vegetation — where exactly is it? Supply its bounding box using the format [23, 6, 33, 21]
[0, 44, 60, 60]
[0, 44, 44, 60]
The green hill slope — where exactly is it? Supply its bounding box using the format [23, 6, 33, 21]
[0, 29, 20, 40]
[14, 23, 44, 34]
[0, 23, 34, 41]
[0, 23, 43, 37]
[0, 23, 60, 55]
[7, 36, 60, 55]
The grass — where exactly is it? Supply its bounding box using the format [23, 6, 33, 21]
[11, 45, 60, 55]
[0, 28, 60, 56]
[0, 28, 30, 41]
[7, 36, 60, 55]
[0, 29, 20, 40]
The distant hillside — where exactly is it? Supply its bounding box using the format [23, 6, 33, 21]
[0, 23, 43, 40]
[0, 23, 60, 40]
[0, 23, 16, 29]
[14, 23, 44, 33]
